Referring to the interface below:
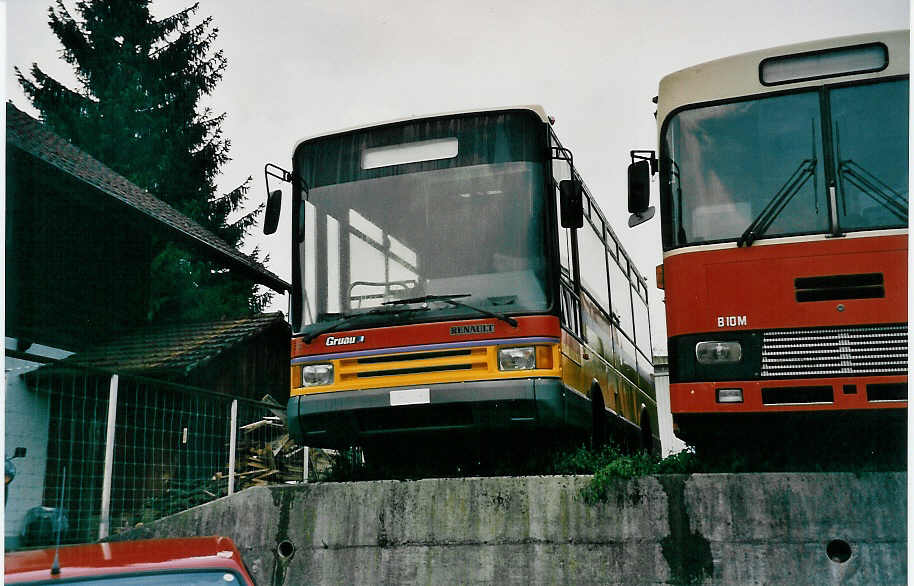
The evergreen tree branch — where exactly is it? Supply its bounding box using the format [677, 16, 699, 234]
[19, 0, 273, 323]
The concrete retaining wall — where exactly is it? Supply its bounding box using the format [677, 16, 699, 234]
[118, 473, 906, 585]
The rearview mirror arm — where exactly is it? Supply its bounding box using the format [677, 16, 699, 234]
[264, 163, 310, 200]
[630, 150, 658, 174]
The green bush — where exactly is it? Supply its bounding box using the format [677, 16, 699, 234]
[549, 444, 703, 503]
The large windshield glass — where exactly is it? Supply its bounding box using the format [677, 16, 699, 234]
[660, 78, 908, 249]
[831, 80, 909, 231]
[295, 161, 548, 333]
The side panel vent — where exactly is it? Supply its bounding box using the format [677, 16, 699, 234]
[795, 273, 884, 302]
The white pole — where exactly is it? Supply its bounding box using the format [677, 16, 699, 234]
[303, 447, 309, 483]
[227, 400, 238, 495]
[98, 374, 119, 540]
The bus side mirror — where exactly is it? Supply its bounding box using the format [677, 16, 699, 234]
[559, 179, 583, 229]
[627, 160, 655, 227]
[264, 189, 282, 235]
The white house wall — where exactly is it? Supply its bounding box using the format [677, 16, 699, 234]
[4, 338, 72, 549]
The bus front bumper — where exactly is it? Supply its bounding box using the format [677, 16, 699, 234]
[287, 377, 583, 448]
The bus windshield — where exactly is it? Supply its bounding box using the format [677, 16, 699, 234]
[660, 78, 908, 249]
[295, 160, 549, 334]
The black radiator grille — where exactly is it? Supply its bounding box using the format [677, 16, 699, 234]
[356, 364, 473, 378]
[339, 347, 488, 382]
[357, 349, 472, 364]
[761, 323, 907, 378]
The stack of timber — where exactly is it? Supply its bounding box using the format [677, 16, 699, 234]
[221, 395, 333, 489]
[230, 415, 305, 487]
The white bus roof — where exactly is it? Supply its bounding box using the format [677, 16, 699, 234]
[293, 105, 549, 152]
[657, 30, 909, 125]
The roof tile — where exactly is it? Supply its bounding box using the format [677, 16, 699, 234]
[49, 312, 289, 376]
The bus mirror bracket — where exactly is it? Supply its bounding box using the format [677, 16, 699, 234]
[263, 163, 310, 235]
[552, 146, 583, 229]
[628, 150, 657, 228]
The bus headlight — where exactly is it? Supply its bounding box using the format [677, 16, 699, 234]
[301, 363, 334, 386]
[498, 346, 536, 371]
[695, 341, 742, 365]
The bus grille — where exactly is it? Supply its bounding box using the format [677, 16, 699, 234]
[761, 323, 907, 378]
[338, 348, 489, 383]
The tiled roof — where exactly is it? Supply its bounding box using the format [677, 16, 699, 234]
[6, 102, 290, 293]
[45, 313, 289, 377]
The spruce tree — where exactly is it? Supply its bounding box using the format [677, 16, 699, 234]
[17, 0, 271, 322]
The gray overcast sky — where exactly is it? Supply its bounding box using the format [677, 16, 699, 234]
[4, 0, 909, 353]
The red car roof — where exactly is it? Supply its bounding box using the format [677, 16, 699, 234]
[4, 536, 254, 584]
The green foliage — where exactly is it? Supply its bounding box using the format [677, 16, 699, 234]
[550, 443, 624, 475]
[550, 443, 704, 504]
[312, 436, 705, 485]
[294, 429, 903, 485]
[148, 243, 272, 321]
[654, 447, 702, 474]
[18, 0, 271, 323]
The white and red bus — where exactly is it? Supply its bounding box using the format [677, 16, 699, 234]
[628, 31, 907, 453]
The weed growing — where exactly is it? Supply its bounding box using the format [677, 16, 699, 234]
[550, 444, 703, 503]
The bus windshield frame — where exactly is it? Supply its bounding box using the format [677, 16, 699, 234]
[659, 76, 909, 251]
[291, 110, 553, 336]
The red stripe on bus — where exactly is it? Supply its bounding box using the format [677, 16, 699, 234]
[670, 375, 906, 414]
[662, 234, 907, 337]
[291, 315, 561, 358]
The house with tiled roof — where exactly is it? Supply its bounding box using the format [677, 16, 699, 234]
[5, 102, 292, 547]
[5, 101, 289, 350]
[38, 313, 291, 403]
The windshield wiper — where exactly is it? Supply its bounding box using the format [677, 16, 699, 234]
[737, 157, 817, 247]
[838, 160, 908, 222]
[384, 294, 519, 327]
[739, 120, 821, 247]
[302, 305, 429, 344]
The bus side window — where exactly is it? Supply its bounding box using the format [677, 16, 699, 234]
[556, 193, 571, 273]
[561, 284, 581, 337]
[579, 218, 610, 312]
[633, 284, 652, 357]
[552, 137, 572, 274]
[609, 256, 634, 338]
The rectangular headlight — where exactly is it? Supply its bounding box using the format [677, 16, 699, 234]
[498, 346, 536, 371]
[695, 341, 742, 365]
[716, 388, 744, 403]
[301, 363, 333, 387]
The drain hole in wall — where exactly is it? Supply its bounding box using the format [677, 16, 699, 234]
[278, 540, 296, 560]
[826, 539, 851, 563]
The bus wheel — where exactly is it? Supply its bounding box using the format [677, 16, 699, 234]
[591, 383, 607, 450]
[639, 408, 654, 456]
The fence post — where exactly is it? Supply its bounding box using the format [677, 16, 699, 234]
[98, 374, 119, 540]
[228, 400, 238, 495]
[303, 447, 309, 483]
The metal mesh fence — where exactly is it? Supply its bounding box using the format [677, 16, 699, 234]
[11, 366, 298, 548]
[36, 372, 110, 547]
